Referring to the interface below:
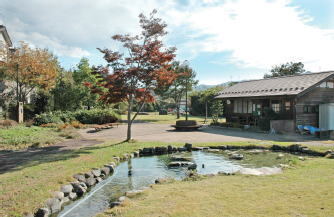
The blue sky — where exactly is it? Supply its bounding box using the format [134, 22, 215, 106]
[1, 0, 334, 85]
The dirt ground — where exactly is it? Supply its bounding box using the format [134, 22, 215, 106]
[1, 123, 332, 174]
[79, 123, 334, 145]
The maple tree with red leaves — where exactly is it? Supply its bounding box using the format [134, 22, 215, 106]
[86, 10, 177, 141]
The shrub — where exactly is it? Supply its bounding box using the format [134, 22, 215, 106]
[34, 113, 63, 126]
[73, 109, 120, 124]
[34, 109, 120, 126]
[258, 118, 271, 131]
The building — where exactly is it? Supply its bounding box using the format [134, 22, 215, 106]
[216, 71, 334, 132]
[0, 25, 13, 115]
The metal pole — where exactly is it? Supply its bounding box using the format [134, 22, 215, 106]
[16, 63, 19, 103]
[185, 74, 188, 121]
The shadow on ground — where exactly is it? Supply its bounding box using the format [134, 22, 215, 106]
[0, 139, 101, 174]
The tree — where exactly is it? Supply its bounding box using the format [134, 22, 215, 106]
[86, 10, 176, 141]
[211, 100, 224, 124]
[72, 58, 98, 110]
[264, 62, 305, 78]
[157, 61, 198, 119]
[3, 42, 58, 104]
[192, 86, 224, 122]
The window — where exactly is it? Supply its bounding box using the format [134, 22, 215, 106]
[319, 81, 334, 88]
[272, 103, 280, 113]
[303, 105, 318, 113]
[243, 101, 248, 114]
[271, 100, 281, 113]
[247, 101, 252, 113]
[285, 101, 291, 111]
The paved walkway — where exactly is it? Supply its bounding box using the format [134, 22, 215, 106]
[79, 123, 333, 145]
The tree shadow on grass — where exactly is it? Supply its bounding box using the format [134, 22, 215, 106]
[0, 139, 104, 174]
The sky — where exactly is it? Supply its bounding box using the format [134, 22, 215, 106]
[1, 0, 334, 85]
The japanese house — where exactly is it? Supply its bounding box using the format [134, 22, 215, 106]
[216, 71, 334, 132]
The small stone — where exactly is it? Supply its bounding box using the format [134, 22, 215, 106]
[229, 153, 244, 160]
[188, 163, 197, 170]
[79, 182, 88, 190]
[73, 174, 86, 182]
[133, 151, 140, 157]
[52, 191, 64, 200]
[298, 156, 305, 161]
[184, 143, 193, 151]
[125, 189, 144, 197]
[118, 196, 127, 202]
[68, 192, 77, 200]
[96, 177, 103, 183]
[71, 182, 86, 196]
[35, 207, 50, 217]
[110, 201, 121, 208]
[91, 169, 101, 177]
[277, 153, 285, 159]
[84, 171, 94, 178]
[177, 147, 187, 152]
[85, 177, 96, 187]
[113, 156, 120, 162]
[60, 184, 73, 195]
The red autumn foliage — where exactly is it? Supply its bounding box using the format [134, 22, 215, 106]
[86, 10, 177, 141]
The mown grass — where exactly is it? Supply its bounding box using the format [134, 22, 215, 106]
[0, 140, 332, 217]
[0, 125, 79, 150]
[99, 157, 334, 217]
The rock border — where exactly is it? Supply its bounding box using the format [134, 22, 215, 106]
[28, 143, 333, 217]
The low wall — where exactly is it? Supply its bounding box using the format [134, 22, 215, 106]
[270, 120, 295, 133]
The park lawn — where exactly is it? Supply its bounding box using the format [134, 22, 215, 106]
[0, 141, 332, 217]
[99, 157, 334, 217]
[120, 113, 225, 124]
[0, 125, 78, 150]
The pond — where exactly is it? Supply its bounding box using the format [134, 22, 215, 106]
[58, 150, 294, 217]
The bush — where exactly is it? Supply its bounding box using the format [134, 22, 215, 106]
[258, 118, 271, 131]
[34, 109, 120, 126]
[34, 113, 63, 126]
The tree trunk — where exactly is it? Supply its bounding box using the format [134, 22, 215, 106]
[205, 101, 208, 123]
[126, 96, 133, 141]
[176, 104, 180, 119]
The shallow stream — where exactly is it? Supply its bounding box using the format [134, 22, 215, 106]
[58, 150, 292, 217]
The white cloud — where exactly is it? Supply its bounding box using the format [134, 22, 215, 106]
[1, 0, 334, 73]
[167, 0, 334, 72]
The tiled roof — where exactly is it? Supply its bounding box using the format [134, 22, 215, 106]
[0, 25, 12, 47]
[216, 71, 334, 98]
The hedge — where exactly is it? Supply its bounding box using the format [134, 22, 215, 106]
[34, 109, 120, 126]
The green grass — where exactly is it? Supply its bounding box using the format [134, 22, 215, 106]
[0, 126, 76, 150]
[0, 141, 332, 217]
[99, 157, 334, 217]
[120, 113, 225, 124]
